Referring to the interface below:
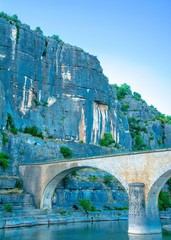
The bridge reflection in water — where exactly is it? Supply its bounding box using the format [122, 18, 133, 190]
[129, 234, 163, 240]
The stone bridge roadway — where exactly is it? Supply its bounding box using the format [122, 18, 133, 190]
[19, 148, 171, 235]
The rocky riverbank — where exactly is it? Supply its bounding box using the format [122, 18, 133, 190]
[0, 209, 128, 229]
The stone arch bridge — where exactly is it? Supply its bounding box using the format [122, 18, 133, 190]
[19, 149, 171, 235]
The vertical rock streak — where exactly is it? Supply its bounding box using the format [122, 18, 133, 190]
[10, 27, 17, 60]
[20, 77, 33, 115]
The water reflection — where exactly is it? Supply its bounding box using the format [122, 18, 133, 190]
[129, 234, 163, 240]
[0, 221, 170, 240]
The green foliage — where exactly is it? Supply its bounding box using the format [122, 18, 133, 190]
[162, 228, 171, 237]
[113, 83, 132, 100]
[0, 12, 21, 42]
[48, 135, 54, 139]
[103, 175, 113, 185]
[114, 206, 129, 210]
[73, 204, 79, 210]
[71, 171, 78, 177]
[42, 101, 48, 106]
[86, 61, 90, 67]
[60, 146, 72, 159]
[6, 113, 14, 129]
[134, 134, 146, 150]
[132, 134, 147, 151]
[156, 113, 171, 124]
[133, 92, 141, 101]
[79, 199, 95, 213]
[24, 126, 44, 139]
[128, 117, 147, 151]
[35, 26, 43, 34]
[121, 103, 129, 113]
[167, 178, 171, 192]
[158, 191, 171, 211]
[34, 99, 41, 107]
[103, 205, 113, 210]
[0, 12, 21, 26]
[6, 113, 18, 134]
[76, 47, 83, 52]
[51, 34, 64, 44]
[100, 133, 115, 147]
[0, 152, 10, 171]
[4, 204, 13, 213]
[11, 127, 18, 135]
[1, 132, 8, 145]
[15, 179, 22, 189]
[88, 175, 98, 182]
[58, 211, 71, 216]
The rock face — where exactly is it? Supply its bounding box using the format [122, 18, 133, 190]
[0, 18, 131, 149]
[52, 169, 128, 210]
[114, 85, 171, 150]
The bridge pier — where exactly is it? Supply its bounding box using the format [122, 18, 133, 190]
[128, 182, 162, 235]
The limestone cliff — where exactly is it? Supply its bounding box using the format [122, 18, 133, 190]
[0, 17, 131, 150]
[112, 84, 171, 150]
[0, 15, 171, 161]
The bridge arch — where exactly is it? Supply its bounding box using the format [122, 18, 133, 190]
[147, 167, 171, 214]
[41, 164, 129, 209]
[146, 168, 171, 234]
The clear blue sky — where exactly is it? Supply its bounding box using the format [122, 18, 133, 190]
[1, 0, 171, 115]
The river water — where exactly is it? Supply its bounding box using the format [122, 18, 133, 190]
[0, 221, 170, 240]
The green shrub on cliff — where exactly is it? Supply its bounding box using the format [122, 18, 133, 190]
[60, 146, 72, 159]
[51, 34, 64, 44]
[4, 204, 13, 213]
[134, 134, 147, 151]
[6, 113, 18, 135]
[156, 113, 171, 124]
[24, 126, 44, 139]
[133, 92, 142, 101]
[79, 199, 95, 213]
[0, 152, 10, 171]
[1, 132, 8, 145]
[103, 175, 114, 185]
[35, 26, 43, 34]
[100, 133, 115, 147]
[112, 83, 132, 100]
[0, 12, 21, 26]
